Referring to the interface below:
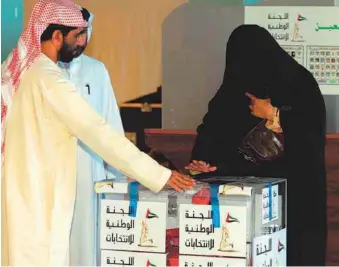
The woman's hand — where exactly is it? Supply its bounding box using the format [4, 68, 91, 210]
[185, 160, 217, 173]
[246, 92, 276, 120]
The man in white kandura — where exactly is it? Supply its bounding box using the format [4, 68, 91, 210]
[58, 10, 126, 266]
[1, 0, 195, 265]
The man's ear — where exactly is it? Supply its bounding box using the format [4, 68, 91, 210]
[51, 30, 64, 49]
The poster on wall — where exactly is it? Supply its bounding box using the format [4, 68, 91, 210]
[245, 6, 339, 95]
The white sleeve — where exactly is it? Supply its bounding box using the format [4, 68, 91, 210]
[43, 75, 171, 193]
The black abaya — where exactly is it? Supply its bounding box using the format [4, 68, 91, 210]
[191, 25, 327, 266]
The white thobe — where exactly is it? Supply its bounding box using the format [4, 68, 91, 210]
[1, 53, 171, 266]
[59, 55, 125, 266]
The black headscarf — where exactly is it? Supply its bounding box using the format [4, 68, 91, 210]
[225, 24, 300, 86]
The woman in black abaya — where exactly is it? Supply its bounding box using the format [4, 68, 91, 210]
[186, 25, 327, 266]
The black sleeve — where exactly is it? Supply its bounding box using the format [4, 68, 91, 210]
[190, 81, 261, 170]
[191, 105, 248, 164]
[279, 76, 327, 229]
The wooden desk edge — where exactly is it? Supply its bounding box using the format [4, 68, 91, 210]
[327, 134, 339, 139]
[145, 129, 339, 139]
[145, 129, 197, 135]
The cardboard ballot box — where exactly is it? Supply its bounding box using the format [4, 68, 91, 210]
[94, 177, 287, 267]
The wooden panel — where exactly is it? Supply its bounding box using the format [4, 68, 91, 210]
[145, 130, 339, 265]
[326, 137, 339, 265]
[145, 129, 196, 172]
[120, 106, 161, 152]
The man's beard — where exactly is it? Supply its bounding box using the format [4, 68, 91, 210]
[59, 41, 86, 63]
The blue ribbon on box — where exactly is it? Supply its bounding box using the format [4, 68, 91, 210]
[268, 183, 273, 221]
[210, 184, 220, 228]
[129, 182, 139, 217]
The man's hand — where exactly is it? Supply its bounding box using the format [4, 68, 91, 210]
[246, 92, 276, 120]
[185, 160, 217, 173]
[167, 171, 196, 192]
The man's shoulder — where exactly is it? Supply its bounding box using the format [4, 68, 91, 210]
[24, 54, 68, 87]
[27, 54, 63, 78]
[82, 54, 106, 70]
